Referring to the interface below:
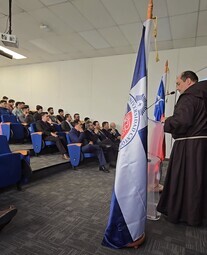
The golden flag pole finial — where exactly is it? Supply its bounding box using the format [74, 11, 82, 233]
[147, 0, 153, 19]
[165, 60, 169, 73]
[165, 60, 170, 97]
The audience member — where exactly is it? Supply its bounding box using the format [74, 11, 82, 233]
[19, 105, 35, 125]
[93, 121, 113, 141]
[12, 101, 24, 119]
[36, 112, 69, 160]
[56, 109, 65, 123]
[33, 105, 43, 122]
[2, 96, 8, 102]
[109, 122, 121, 141]
[7, 99, 15, 112]
[69, 120, 109, 172]
[82, 117, 90, 130]
[48, 107, 58, 123]
[74, 113, 80, 121]
[61, 114, 73, 131]
[0, 205, 17, 231]
[0, 100, 12, 115]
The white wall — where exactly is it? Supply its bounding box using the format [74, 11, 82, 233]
[1, 45, 207, 157]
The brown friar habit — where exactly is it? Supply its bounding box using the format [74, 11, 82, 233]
[157, 80, 207, 226]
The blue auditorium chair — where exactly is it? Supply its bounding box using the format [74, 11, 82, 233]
[0, 114, 25, 141]
[0, 153, 22, 189]
[0, 135, 30, 164]
[66, 135, 95, 168]
[0, 135, 31, 189]
[30, 123, 55, 155]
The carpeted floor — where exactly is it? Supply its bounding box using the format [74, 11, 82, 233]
[0, 161, 206, 255]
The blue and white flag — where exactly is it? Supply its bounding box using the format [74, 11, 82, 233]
[102, 19, 152, 249]
[154, 74, 166, 121]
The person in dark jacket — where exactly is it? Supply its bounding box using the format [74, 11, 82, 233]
[36, 112, 69, 160]
[69, 120, 109, 172]
[61, 114, 73, 131]
[84, 121, 117, 167]
[157, 71, 207, 226]
[33, 105, 43, 122]
[0, 100, 12, 115]
[56, 109, 65, 123]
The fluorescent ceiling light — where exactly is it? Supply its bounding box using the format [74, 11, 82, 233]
[0, 46, 26, 59]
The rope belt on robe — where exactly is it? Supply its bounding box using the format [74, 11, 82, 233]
[175, 136, 207, 141]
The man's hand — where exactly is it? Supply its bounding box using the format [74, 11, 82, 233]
[51, 132, 58, 137]
[47, 118, 52, 124]
[161, 116, 166, 123]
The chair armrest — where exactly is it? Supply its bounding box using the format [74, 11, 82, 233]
[13, 150, 29, 156]
[68, 143, 82, 147]
[1, 123, 11, 141]
[31, 132, 43, 153]
[67, 144, 82, 167]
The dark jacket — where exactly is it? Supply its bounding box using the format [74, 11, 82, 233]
[69, 128, 85, 143]
[56, 115, 65, 123]
[36, 120, 56, 137]
[164, 80, 207, 138]
[84, 130, 100, 143]
[61, 120, 73, 132]
[33, 112, 42, 122]
[0, 107, 12, 116]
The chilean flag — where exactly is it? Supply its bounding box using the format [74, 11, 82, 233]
[153, 70, 167, 160]
[102, 18, 152, 249]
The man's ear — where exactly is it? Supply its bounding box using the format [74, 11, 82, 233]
[186, 77, 192, 85]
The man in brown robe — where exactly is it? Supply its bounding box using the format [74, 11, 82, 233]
[157, 71, 207, 226]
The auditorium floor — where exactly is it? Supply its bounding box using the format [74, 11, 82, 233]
[0, 161, 206, 255]
[10, 143, 69, 171]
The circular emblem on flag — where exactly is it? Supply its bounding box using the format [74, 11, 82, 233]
[120, 94, 145, 150]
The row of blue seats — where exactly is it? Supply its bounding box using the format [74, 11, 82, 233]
[0, 114, 95, 168]
[0, 114, 26, 141]
[30, 123, 95, 168]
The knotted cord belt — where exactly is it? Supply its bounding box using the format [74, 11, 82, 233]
[175, 136, 207, 141]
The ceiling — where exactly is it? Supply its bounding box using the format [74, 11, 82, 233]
[0, 0, 206, 67]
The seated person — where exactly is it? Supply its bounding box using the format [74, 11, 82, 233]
[36, 112, 69, 160]
[33, 105, 43, 122]
[7, 99, 15, 112]
[109, 122, 121, 141]
[48, 107, 58, 123]
[61, 114, 73, 131]
[102, 121, 120, 146]
[72, 113, 84, 126]
[69, 120, 109, 173]
[0, 100, 12, 115]
[82, 117, 90, 130]
[12, 101, 24, 119]
[93, 121, 116, 143]
[0, 205, 17, 231]
[19, 105, 35, 125]
[84, 121, 117, 167]
[56, 109, 65, 123]
[2, 96, 8, 101]
[74, 113, 80, 122]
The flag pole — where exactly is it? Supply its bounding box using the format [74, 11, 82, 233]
[165, 60, 169, 96]
[126, 1, 154, 248]
[147, 0, 153, 19]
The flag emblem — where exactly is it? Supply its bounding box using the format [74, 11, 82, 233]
[120, 94, 140, 150]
